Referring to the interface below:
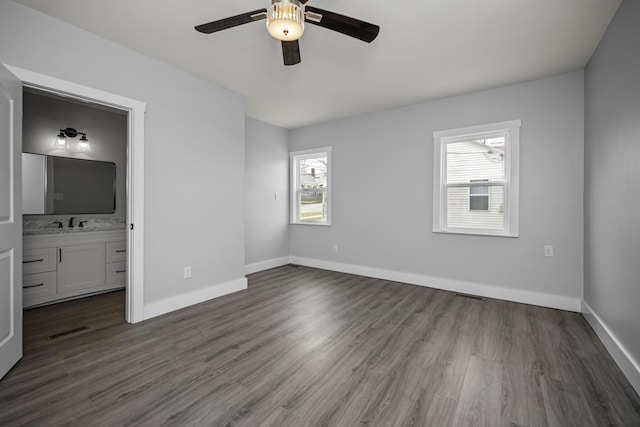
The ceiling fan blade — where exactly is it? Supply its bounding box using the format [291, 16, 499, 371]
[282, 40, 301, 66]
[195, 9, 267, 34]
[299, 0, 310, 3]
[304, 6, 380, 43]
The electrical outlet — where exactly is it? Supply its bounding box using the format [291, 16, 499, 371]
[184, 266, 192, 279]
[333, 244, 338, 253]
[544, 245, 554, 257]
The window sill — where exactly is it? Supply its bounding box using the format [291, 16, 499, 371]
[433, 228, 518, 238]
[290, 221, 331, 227]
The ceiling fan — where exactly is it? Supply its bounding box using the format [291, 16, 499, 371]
[194, 0, 380, 66]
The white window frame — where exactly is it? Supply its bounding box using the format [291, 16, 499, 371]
[290, 147, 332, 226]
[433, 120, 520, 237]
[469, 179, 490, 211]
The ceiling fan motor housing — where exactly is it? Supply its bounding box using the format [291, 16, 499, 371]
[267, 0, 305, 41]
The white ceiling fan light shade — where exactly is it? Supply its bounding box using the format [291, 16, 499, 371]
[266, 0, 305, 41]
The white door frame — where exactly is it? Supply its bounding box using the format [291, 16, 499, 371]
[5, 64, 145, 323]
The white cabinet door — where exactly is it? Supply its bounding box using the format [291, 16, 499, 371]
[57, 243, 106, 295]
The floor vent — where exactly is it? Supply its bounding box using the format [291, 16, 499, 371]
[47, 326, 90, 340]
[455, 292, 485, 301]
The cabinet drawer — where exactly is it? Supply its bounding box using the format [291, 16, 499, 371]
[106, 262, 126, 286]
[105, 241, 126, 263]
[22, 247, 57, 274]
[23, 271, 57, 305]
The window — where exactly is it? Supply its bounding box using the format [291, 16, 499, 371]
[433, 120, 520, 237]
[469, 179, 490, 211]
[290, 147, 331, 225]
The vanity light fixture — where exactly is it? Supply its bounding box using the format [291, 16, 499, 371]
[54, 127, 90, 152]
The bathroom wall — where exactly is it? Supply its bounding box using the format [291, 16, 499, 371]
[22, 88, 127, 225]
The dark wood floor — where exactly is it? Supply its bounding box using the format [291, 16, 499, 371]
[1, 265, 639, 426]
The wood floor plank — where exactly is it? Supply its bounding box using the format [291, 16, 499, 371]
[541, 376, 598, 427]
[425, 296, 484, 401]
[501, 358, 548, 427]
[399, 389, 458, 427]
[0, 265, 639, 426]
[451, 355, 503, 427]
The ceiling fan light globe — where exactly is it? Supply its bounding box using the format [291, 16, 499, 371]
[267, 1, 304, 41]
[267, 20, 303, 41]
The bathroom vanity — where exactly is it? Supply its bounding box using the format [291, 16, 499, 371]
[22, 229, 126, 308]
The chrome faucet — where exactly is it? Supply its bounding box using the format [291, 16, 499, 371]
[52, 221, 63, 229]
[79, 221, 88, 228]
[68, 217, 75, 228]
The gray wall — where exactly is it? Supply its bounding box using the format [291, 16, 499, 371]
[584, 0, 640, 380]
[245, 117, 290, 267]
[23, 90, 127, 220]
[290, 71, 584, 301]
[0, 0, 246, 304]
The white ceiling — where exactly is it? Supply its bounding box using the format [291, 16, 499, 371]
[16, 0, 621, 129]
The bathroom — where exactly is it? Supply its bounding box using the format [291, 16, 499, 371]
[21, 87, 128, 312]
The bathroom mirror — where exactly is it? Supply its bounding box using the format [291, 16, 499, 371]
[22, 153, 116, 215]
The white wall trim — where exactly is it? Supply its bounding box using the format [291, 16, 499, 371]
[582, 300, 640, 395]
[143, 277, 247, 321]
[245, 256, 291, 275]
[5, 64, 146, 324]
[290, 256, 581, 312]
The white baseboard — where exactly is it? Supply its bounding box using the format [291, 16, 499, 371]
[582, 301, 640, 395]
[143, 277, 247, 321]
[289, 256, 582, 312]
[245, 256, 291, 275]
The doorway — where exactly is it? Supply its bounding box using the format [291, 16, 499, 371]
[7, 65, 145, 323]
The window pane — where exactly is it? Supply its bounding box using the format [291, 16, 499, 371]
[298, 157, 327, 186]
[296, 155, 328, 223]
[447, 185, 504, 229]
[446, 139, 505, 184]
[470, 185, 489, 195]
[298, 188, 326, 222]
[470, 195, 489, 210]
